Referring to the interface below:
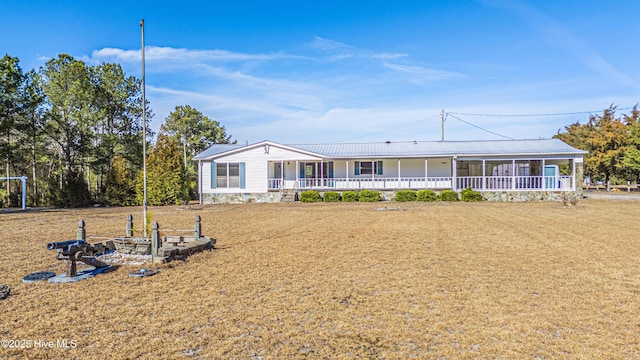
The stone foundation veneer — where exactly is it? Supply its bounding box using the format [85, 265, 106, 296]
[203, 189, 582, 204]
[481, 191, 579, 202]
[203, 192, 283, 204]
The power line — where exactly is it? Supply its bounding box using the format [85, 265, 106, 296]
[335, 114, 440, 143]
[448, 106, 636, 117]
[446, 113, 514, 140]
[333, 106, 636, 143]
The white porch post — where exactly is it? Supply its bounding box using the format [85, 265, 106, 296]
[482, 160, 486, 190]
[371, 160, 375, 182]
[296, 160, 299, 186]
[346, 161, 349, 189]
[452, 157, 457, 190]
[512, 159, 516, 190]
[321, 159, 324, 189]
[425, 159, 428, 188]
[542, 159, 547, 190]
[198, 160, 202, 205]
[280, 160, 284, 189]
[398, 159, 401, 188]
[571, 158, 576, 190]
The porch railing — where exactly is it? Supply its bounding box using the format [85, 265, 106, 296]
[456, 175, 573, 191]
[268, 175, 574, 191]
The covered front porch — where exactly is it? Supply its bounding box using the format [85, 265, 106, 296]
[267, 157, 579, 192]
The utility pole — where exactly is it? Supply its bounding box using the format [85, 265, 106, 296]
[140, 19, 148, 238]
[441, 108, 445, 141]
[183, 136, 188, 169]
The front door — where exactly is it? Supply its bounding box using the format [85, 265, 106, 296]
[300, 162, 333, 188]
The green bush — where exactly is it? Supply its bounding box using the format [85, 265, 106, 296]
[103, 155, 137, 206]
[342, 191, 359, 202]
[137, 135, 190, 206]
[58, 172, 92, 207]
[300, 190, 321, 202]
[359, 189, 381, 202]
[438, 189, 459, 202]
[323, 191, 341, 202]
[0, 189, 7, 208]
[417, 190, 437, 202]
[461, 187, 484, 202]
[395, 190, 417, 202]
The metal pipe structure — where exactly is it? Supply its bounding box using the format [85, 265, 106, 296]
[47, 240, 87, 251]
[0, 176, 27, 209]
[47, 240, 108, 277]
[140, 19, 148, 238]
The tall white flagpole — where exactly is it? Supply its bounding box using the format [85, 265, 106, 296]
[140, 19, 148, 238]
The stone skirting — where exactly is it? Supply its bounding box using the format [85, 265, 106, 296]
[481, 190, 580, 202]
[203, 192, 283, 204]
[203, 189, 582, 204]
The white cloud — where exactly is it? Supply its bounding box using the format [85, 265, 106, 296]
[383, 62, 462, 83]
[91, 46, 295, 63]
[308, 36, 350, 51]
[306, 36, 407, 62]
[81, 34, 627, 145]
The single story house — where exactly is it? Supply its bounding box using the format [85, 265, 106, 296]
[192, 138, 587, 203]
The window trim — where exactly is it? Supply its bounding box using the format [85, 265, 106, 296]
[211, 162, 246, 189]
[354, 160, 383, 176]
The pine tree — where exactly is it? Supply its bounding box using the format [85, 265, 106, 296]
[137, 135, 189, 205]
[103, 155, 137, 206]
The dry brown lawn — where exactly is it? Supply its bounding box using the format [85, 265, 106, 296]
[1, 199, 639, 359]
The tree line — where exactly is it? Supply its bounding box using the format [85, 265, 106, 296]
[554, 105, 640, 184]
[0, 53, 232, 208]
[4, 51, 638, 208]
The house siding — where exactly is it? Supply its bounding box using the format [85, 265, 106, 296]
[201, 144, 321, 194]
[323, 158, 451, 178]
[195, 139, 587, 203]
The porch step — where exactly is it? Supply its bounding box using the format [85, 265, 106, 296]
[280, 189, 298, 202]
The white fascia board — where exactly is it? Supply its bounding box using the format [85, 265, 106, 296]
[200, 140, 326, 161]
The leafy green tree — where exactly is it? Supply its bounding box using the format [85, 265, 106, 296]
[103, 155, 137, 206]
[40, 54, 95, 187]
[586, 107, 629, 183]
[159, 105, 234, 199]
[555, 106, 629, 183]
[0, 55, 25, 200]
[91, 63, 147, 178]
[0, 53, 150, 208]
[137, 135, 189, 205]
[160, 105, 234, 163]
[57, 171, 92, 207]
[19, 70, 47, 206]
[620, 107, 640, 182]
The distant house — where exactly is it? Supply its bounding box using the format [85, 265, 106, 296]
[192, 139, 587, 203]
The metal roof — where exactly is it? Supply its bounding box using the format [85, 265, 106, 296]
[192, 143, 246, 160]
[193, 139, 586, 160]
[288, 139, 587, 158]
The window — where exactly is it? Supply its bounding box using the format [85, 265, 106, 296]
[355, 161, 383, 175]
[360, 161, 376, 175]
[456, 161, 483, 176]
[212, 162, 245, 189]
[216, 163, 228, 188]
[299, 162, 334, 178]
[486, 161, 512, 176]
[305, 163, 315, 178]
[229, 163, 240, 188]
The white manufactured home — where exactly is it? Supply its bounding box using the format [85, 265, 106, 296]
[192, 139, 587, 203]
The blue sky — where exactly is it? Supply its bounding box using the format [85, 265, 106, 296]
[2, 0, 639, 144]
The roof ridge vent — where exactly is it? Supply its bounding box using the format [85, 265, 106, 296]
[385, 140, 391, 144]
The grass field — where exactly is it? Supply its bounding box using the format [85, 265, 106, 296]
[1, 199, 639, 359]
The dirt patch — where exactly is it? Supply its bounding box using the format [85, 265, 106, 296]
[583, 190, 640, 201]
[1, 201, 639, 358]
